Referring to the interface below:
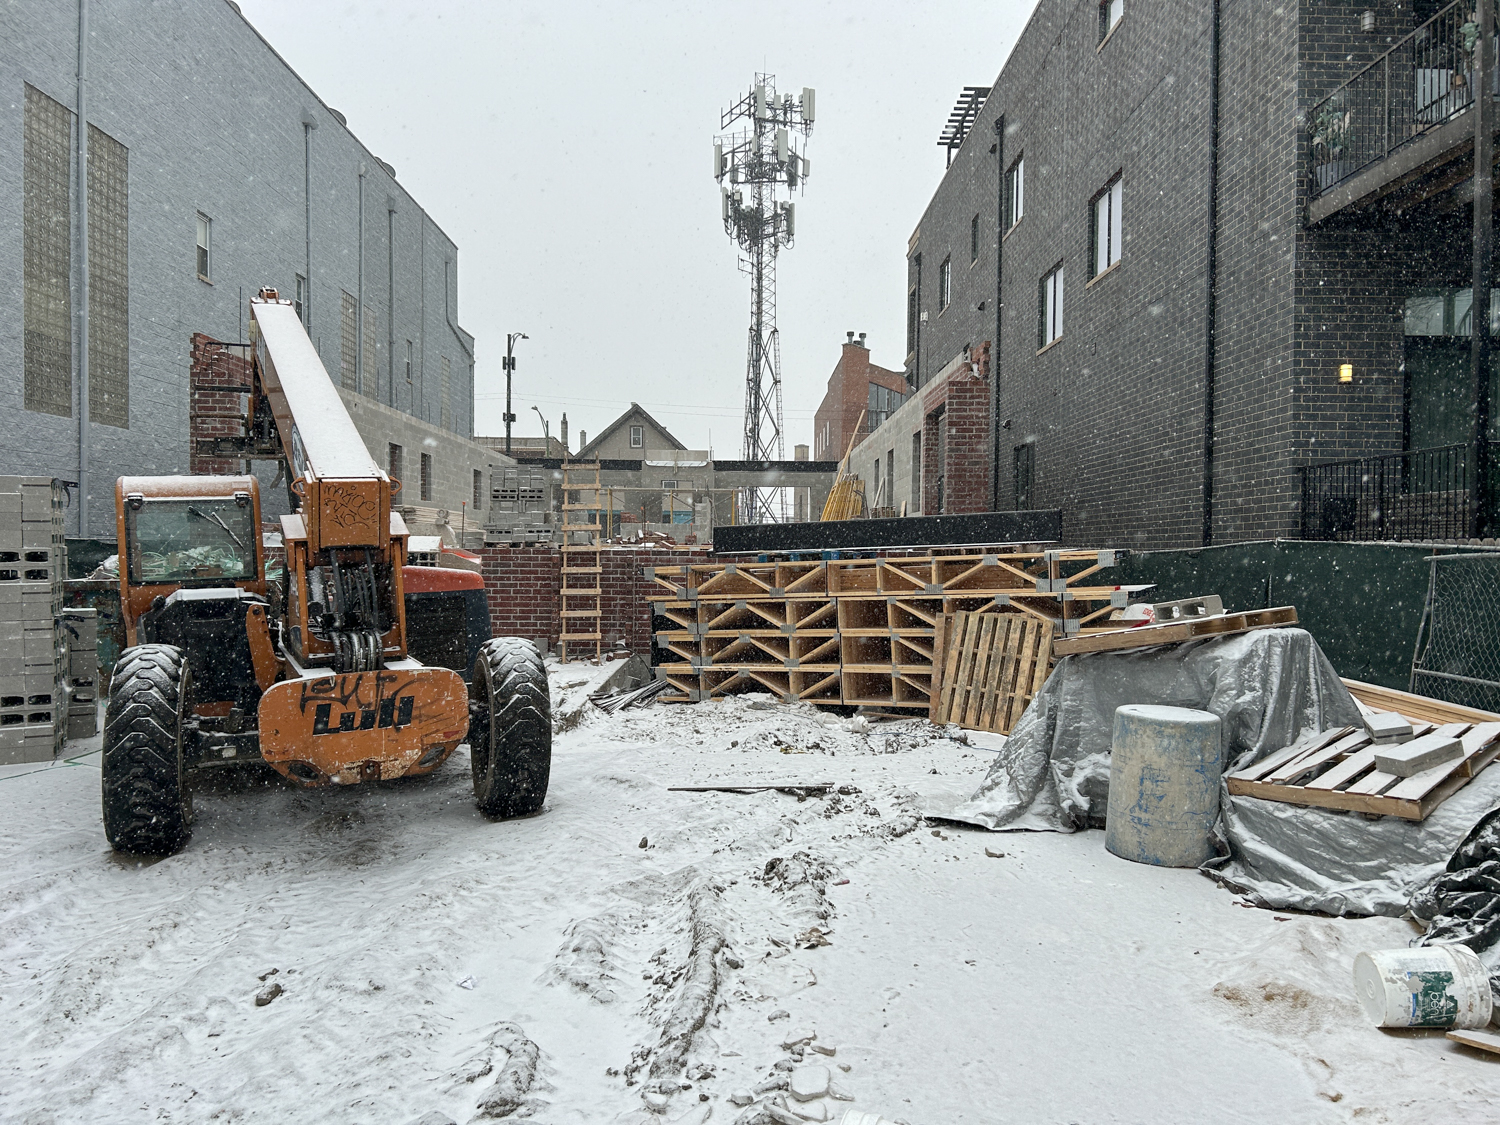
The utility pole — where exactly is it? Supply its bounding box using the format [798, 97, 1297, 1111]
[503, 331, 527, 456]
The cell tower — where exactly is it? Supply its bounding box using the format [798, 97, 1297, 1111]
[714, 74, 814, 523]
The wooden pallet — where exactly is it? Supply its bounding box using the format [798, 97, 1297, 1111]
[1342, 679, 1500, 727]
[1051, 606, 1299, 656]
[1225, 720, 1500, 821]
[929, 610, 1052, 733]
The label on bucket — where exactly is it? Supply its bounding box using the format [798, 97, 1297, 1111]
[1406, 970, 1459, 1028]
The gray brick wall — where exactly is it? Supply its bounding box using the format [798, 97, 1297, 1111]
[0, 0, 475, 535]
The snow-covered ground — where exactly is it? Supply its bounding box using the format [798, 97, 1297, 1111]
[2, 663, 1496, 1124]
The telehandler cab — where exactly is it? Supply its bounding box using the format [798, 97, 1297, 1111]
[101, 290, 550, 854]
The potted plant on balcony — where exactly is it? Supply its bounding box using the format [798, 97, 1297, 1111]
[1311, 91, 1353, 192]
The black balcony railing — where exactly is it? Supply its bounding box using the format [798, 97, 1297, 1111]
[1300, 441, 1495, 541]
[1308, 1, 1490, 198]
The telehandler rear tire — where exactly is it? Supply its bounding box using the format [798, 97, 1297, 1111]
[469, 637, 551, 818]
[101, 644, 193, 855]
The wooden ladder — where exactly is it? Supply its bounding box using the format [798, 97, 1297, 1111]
[559, 460, 603, 663]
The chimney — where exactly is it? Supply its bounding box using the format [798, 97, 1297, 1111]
[560, 412, 569, 453]
[846, 331, 855, 344]
[578, 429, 587, 451]
[858, 332, 867, 348]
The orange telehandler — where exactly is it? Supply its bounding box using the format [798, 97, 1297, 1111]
[102, 290, 549, 854]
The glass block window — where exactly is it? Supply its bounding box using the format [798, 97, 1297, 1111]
[420, 452, 433, 502]
[24, 84, 73, 418]
[88, 124, 129, 429]
[340, 291, 358, 389]
[472, 469, 483, 510]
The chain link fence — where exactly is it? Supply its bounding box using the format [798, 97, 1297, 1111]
[1411, 553, 1500, 713]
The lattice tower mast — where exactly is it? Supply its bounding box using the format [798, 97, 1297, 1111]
[714, 74, 814, 523]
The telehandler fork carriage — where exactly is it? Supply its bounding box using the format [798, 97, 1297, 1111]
[101, 290, 551, 855]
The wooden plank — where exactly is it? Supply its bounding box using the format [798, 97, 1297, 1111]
[1001, 620, 1036, 733]
[926, 612, 948, 722]
[1446, 1027, 1500, 1056]
[985, 617, 1020, 733]
[1345, 769, 1402, 796]
[963, 615, 997, 730]
[1052, 606, 1299, 656]
[1387, 723, 1500, 800]
[1270, 729, 1369, 784]
[1342, 678, 1500, 727]
[1254, 728, 1358, 783]
[935, 613, 969, 724]
[1226, 775, 1422, 819]
[950, 613, 982, 725]
[1305, 747, 1380, 791]
[1027, 626, 1053, 708]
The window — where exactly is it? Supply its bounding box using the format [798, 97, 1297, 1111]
[1039, 264, 1064, 348]
[23, 84, 73, 418]
[970, 214, 980, 263]
[87, 123, 129, 429]
[340, 292, 358, 389]
[1014, 443, 1035, 510]
[1092, 175, 1123, 277]
[405, 339, 413, 384]
[196, 214, 211, 281]
[867, 381, 908, 431]
[473, 469, 483, 511]
[1099, 0, 1123, 43]
[294, 275, 306, 324]
[938, 256, 953, 312]
[388, 443, 402, 483]
[1005, 155, 1024, 231]
[910, 432, 922, 511]
[872, 458, 882, 507]
[420, 452, 433, 502]
[907, 253, 922, 362]
[886, 449, 894, 507]
[629, 425, 644, 448]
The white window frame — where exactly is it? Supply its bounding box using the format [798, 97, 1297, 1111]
[196, 213, 211, 282]
[938, 256, 953, 312]
[630, 424, 644, 448]
[1093, 175, 1123, 278]
[1005, 156, 1025, 231]
[1100, 0, 1124, 45]
[1039, 264, 1064, 349]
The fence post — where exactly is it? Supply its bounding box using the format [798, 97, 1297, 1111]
[1299, 466, 1310, 538]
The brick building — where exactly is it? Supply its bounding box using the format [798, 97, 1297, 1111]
[811, 333, 911, 465]
[2, 0, 476, 535]
[898, 0, 1498, 548]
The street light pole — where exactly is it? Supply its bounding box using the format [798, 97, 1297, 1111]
[503, 331, 528, 455]
[531, 405, 550, 444]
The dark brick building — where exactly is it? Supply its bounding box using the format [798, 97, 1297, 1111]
[902, 0, 1495, 548]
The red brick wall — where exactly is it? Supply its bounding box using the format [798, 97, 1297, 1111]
[922, 406, 944, 514]
[943, 368, 993, 514]
[813, 341, 911, 460]
[189, 333, 253, 475]
[478, 545, 706, 655]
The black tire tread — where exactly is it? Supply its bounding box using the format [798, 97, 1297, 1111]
[470, 637, 551, 817]
[101, 644, 192, 855]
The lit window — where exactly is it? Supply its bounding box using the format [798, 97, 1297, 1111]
[1093, 175, 1123, 277]
[1005, 156, 1024, 230]
[1100, 0, 1123, 43]
[196, 214, 211, 281]
[630, 425, 643, 448]
[939, 256, 952, 312]
[1039, 264, 1064, 348]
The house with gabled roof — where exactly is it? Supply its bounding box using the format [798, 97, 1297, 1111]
[576, 403, 687, 461]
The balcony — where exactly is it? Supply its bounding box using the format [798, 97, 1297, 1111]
[1299, 441, 1497, 541]
[1307, 2, 1496, 225]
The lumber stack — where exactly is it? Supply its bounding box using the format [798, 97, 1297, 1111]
[0, 477, 68, 764]
[645, 549, 1126, 709]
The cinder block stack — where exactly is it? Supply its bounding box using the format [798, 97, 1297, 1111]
[0, 477, 68, 764]
[60, 608, 99, 740]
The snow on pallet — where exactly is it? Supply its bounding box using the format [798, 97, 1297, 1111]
[1226, 719, 1500, 821]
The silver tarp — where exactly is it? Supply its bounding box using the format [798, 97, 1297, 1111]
[944, 626, 1500, 920]
[946, 628, 1359, 832]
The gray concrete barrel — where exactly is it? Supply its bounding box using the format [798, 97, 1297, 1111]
[1105, 704, 1223, 867]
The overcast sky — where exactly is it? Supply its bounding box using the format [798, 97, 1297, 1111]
[239, 1, 1036, 456]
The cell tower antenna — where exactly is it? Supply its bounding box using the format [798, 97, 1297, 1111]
[714, 74, 814, 523]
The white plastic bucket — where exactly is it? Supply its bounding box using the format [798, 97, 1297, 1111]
[1353, 944, 1493, 1029]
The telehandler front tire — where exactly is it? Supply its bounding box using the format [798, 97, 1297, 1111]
[101, 644, 193, 855]
[469, 637, 551, 818]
